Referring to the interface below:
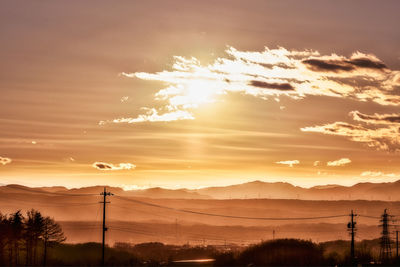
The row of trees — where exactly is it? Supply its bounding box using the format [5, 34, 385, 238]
[0, 209, 65, 266]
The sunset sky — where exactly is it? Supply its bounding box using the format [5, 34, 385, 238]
[1, 0, 400, 189]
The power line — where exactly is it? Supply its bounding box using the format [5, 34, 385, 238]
[111, 204, 176, 220]
[88, 203, 103, 238]
[109, 226, 157, 237]
[114, 196, 347, 221]
[359, 215, 381, 219]
[62, 226, 102, 230]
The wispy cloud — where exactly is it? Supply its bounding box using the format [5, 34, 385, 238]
[360, 171, 396, 178]
[92, 162, 136, 171]
[0, 156, 12, 165]
[104, 108, 194, 124]
[301, 111, 400, 151]
[359, 171, 400, 182]
[327, 158, 351, 166]
[313, 161, 320, 166]
[350, 110, 400, 125]
[121, 184, 150, 191]
[275, 160, 299, 167]
[107, 46, 400, 124]
[120, 96, 130, 103]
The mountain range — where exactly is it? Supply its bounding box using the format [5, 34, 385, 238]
[1, 181, 398, 243]
[2, 179, 400, 201]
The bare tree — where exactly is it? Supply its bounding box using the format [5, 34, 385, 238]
[24, 209, 44, 266]
[42, 217, 66, 266]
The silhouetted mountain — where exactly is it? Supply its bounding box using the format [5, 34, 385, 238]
[9, 184, 209, 199]
[197, 180, 303, 199]
[197, 180, 400, 200]
[2, 179, 400, 201]
[130, 187, 209, 199]
[38, 186, 69, 192]
[1, 182, 398, 244]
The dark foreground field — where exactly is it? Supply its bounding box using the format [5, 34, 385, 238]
[2, 238, 400, 266]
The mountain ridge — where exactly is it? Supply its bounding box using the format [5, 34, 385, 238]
[2, 179, 400, 201]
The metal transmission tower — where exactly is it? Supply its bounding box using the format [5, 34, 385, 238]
[380, 209, 393, 262]
[347, 210, 357, 262]
[100, 187, 113, 266]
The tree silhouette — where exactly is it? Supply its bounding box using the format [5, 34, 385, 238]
[0, 213, 8, 265]
[0, 209, 66, 266]
[24, 209, 44, 265]
[42, 217, 66, 266]
[9, 211, 24, 266]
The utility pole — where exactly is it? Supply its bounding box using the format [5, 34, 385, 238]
[347, 210, 357, 263]
[175, 218, 178, 245]
[396, 230, 398, 258]
[100, 187, 113, 266]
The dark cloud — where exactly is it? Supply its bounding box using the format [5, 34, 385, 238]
[303, 57, 387, 72]
[322, 122, 366, 133]
[250, 80, 294, 90]
[302, 59, 354, 72]
[92, 162, 136, 170]
[351, 111, 400, 124]
[93, 162, 112, 170]
[346, 58, 387, 70]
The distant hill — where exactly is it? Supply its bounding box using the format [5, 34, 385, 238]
[195, 180, 400, 201]
[0, 184, 209, 199]
[1, 182, 397, 244]
[1, 183, 397, 226]
[2, 179, 400, 201]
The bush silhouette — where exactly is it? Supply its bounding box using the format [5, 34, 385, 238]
[216, 239, 328, 266]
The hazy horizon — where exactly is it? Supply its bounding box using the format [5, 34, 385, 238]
[1, 0, 400, 189]
[2, 177, 400, 191]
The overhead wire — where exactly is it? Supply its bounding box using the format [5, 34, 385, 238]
[358, 215, 381, 219]
[111, 204, 176, 220]
[114, 195, 348, 221]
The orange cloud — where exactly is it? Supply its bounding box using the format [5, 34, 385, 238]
[327, 158, 351, 167]
[350, 110, 400, 125]
[92, 162, 136, 171]
[0, 156, 12, 165]
[112, 46, 400, 124]
[360, 171, 396, 177]
[301, 111, 400, 152]
[275, 160, 299, 167]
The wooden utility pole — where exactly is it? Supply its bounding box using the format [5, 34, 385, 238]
[396, 230, 399, 258]
[100, 187, 113, 266]
[347, 210, 357, 263]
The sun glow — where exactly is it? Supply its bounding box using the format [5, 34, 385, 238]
[166, 81, 219, 108]
[115, 46, 400, 126]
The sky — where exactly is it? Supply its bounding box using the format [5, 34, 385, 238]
[1, 0, 400, 189]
